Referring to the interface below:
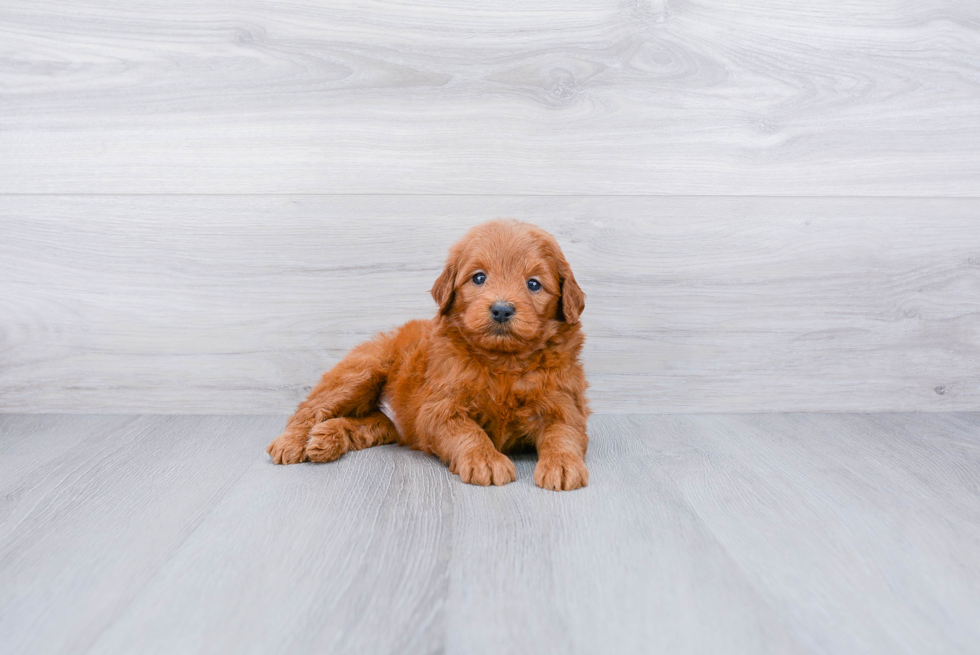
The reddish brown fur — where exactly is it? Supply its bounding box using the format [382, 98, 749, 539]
[267, 219, 591, 490]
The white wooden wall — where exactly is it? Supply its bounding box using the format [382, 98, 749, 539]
[1, 1, 979, 413]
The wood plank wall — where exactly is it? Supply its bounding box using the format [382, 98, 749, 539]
[1, 0, 978, 412]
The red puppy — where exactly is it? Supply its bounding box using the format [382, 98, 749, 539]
[266, 219, 590, 490]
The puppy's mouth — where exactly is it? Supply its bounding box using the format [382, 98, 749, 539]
[487, 324, 513, 337]
[472, 322, 532, 353]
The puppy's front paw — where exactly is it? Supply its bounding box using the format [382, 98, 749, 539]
[305, 419, 352, 463]
[534, 452, 588, 491]
[453, 448, 516, 486]
[267, 432, 308, 465]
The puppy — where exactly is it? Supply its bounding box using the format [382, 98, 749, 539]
[266, 219, 590, 490]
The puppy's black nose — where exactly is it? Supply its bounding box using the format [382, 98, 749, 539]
[490, 301, 515, 323]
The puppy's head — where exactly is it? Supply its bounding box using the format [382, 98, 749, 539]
[431, 219, 585, 353]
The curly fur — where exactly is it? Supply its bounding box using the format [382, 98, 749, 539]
[267, 219, 590, 490]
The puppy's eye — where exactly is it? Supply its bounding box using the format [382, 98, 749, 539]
[527, 278, 542, 292]
[472, 272, 487, 285]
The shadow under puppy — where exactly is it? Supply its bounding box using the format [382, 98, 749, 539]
[267, 219, 590, 490]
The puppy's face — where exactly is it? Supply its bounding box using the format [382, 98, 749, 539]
[431, 220, 585, 353]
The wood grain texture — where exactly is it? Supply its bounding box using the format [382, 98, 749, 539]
[445, 415, 809, 655]
[2, 195, 979, 413]
[1, 413, 979, 654]
[0, 414, 280, 655]
[634, 413, 980, 654]
[87, 428, 453, 655]
[1, 0, 979, 194]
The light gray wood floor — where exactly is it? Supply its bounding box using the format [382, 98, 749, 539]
[1, 413, 978, 655]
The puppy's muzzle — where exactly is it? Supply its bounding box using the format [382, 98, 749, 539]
[490, 301, 515, 324]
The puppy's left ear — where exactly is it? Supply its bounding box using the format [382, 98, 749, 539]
[556, 256, 585, 324]
[431, 259, 458, 315]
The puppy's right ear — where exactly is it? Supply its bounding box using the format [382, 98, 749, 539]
[431, 260, 457, 314]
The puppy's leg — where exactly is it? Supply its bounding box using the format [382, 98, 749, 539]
[267, 338, 390, 465]
[533, 422, 589, 491]
[306, 411, 399, 463]
[424, 415, 516, 486]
